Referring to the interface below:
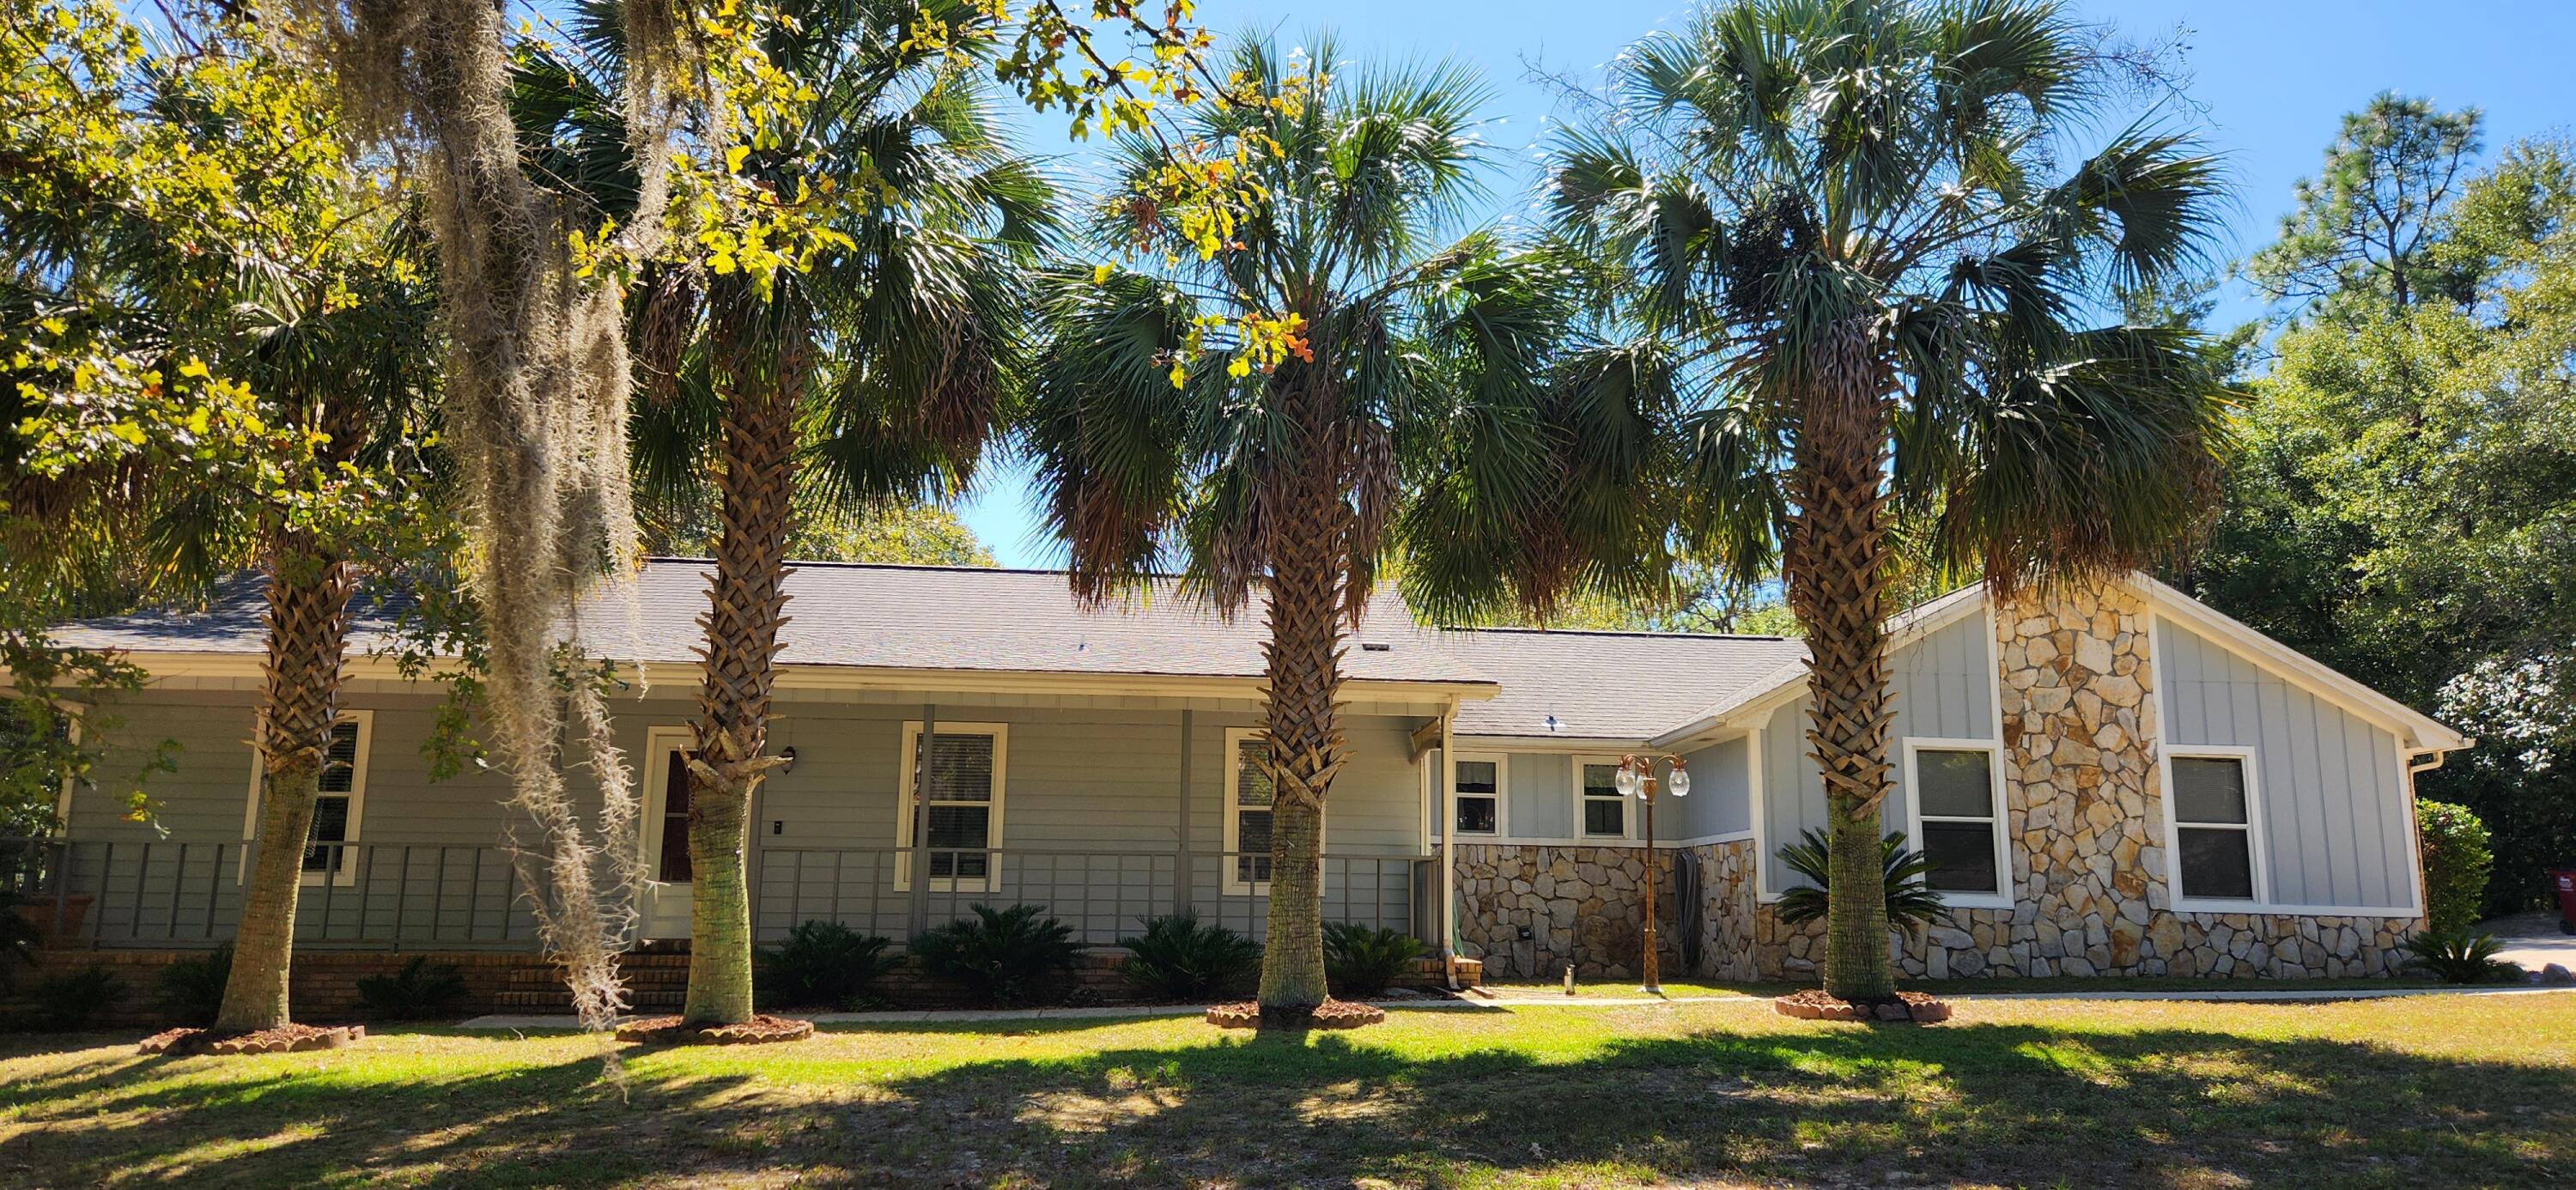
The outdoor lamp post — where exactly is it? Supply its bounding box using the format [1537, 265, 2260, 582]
[1615, 754, 1689, 993]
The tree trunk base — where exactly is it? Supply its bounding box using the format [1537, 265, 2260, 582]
[1206, 999, 1386, 1029]
[1773, 989, 1952, 1024]
[140, 1023, 365, 1055]
[614, 1014, 815, 1045]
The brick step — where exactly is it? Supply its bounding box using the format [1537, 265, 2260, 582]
[503, 964, 690, 984]
[492, 988, 685, 1010]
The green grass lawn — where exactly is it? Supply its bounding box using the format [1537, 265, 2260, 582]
[4, 993, 2572, 1187]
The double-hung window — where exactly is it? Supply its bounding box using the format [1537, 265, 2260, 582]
[1579, 759, 1627, 838]
[1226, 730, 1273, 892]
[896, 722, 1005, 891]
[242, 710, 373, 887]
[1905, 741, 2008, 906]
[1451, 755, 1503, 837]
[2170, 752, 2259, 902]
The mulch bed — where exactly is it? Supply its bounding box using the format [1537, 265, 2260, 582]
[138, 1023, 365, 1055]
[1774, 988, 1953, 1023]
[613, 1014, 816, 1045]
[1206, 999, 1387, 1029]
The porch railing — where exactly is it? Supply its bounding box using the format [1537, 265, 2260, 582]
[2, 838, 1436, 950]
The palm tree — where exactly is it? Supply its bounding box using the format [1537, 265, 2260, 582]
[542, 0, 1052, 1025]
[1028, 34, 1668, 1017]
[1546, 0, 2231, 1003]
[0, 10, 441, 1031]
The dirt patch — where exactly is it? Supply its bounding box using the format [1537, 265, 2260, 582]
[138, 1023, 365, 1055]
[1774, 988, 1952, 1023]
[1205, 999, 1386, 1029]
[613, 1014, 816, 1045]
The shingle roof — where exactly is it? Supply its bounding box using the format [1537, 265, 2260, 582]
[1432, 627, 1808, 742]
[46, 559, 1488, 686]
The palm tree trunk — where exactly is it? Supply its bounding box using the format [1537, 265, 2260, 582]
[1783, 319, 1899, 1005]
[1255, 389, 1348, 1017]
[683, 284, 809, 1026]
[216, 544, 355, 1032]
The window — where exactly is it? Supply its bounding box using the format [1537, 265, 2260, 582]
[1226, 732, 1273, 893]
[1453, 756, 1502, 837]
[1222, 729, 1325, 894]
[1905, 741, 2007, 905]
[241, 710, 372, 887]
[639, 728, 698, 883]
[1579, 760, 1626, 838]
[895, 722, 1006, 891]
[2171, 753, 2258, 902]
[2, 701, 79, 830]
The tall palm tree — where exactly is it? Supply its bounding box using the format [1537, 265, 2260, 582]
[1547, 0, 2231, 1003]
[542, 0, 1051, 1026]
[0, 9, 441, 1031]
[1029, 34, 1668, 1017]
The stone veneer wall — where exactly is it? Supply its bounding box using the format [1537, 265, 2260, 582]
[1452, 843, 1678, 978]
[1686, 839, 1762, 981]
[1707, 580, 2420, 981]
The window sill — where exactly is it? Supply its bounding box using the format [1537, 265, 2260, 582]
[2172, 897, 2266, 915]
[1929, 891, 2014, 911]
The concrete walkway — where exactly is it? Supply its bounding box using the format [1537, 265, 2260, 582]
[2483, 909, 2576, 974]
[453, 983, 2576, 1031]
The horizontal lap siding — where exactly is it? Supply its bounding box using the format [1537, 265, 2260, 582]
[57, 684, 1434, 945]
[2158, 619, 2415, 911]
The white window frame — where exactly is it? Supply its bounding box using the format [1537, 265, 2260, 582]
[637, 726, 698, 883]
[893, 720, 1007, 893]
[49, 702, 82, 831]
[1449, 750, 1508, 840]
[2161, 744, 2269, 911]
[240, 708, 374, 888]
[1223, 727, 1327, 895]
[1900, 737, 2012, 910]
[1573, 754, 1634, 840]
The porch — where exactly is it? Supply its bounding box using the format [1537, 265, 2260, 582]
[2, 838, 1437, 951]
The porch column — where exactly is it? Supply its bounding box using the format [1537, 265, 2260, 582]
[908, 702, 935, 937]
[1174, 709, 1194, 917]
[1439, 703, 1458, 988]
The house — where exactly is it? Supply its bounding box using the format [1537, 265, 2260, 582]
[9, 560, 2464, 999]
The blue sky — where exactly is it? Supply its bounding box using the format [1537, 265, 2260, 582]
[957, 0, 2576, 567]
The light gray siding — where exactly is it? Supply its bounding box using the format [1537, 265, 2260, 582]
[1506, 753, 1573, 839]
[54, 682, 1434, 946]
[1675, 735, 1751, 839]
[1759, 609, 1996, 895]
[2157, 618, 2419, 910]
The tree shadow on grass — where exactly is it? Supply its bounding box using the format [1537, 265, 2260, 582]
[0, 1011, 2568, 1187]
[835, 1013, 2576, 1187]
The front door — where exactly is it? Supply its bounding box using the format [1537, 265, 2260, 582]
[639, 728, 696, 939]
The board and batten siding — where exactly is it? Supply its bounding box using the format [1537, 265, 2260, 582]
[1759, 610, 1997, 896]
[1674, 735, 1751, 840]
[2155, 618, 2420, 912]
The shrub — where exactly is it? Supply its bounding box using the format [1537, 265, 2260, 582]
[909, 903, 1080, 1006]
[1117, 910, 1259, 1001]
[31, 964, 123, 1030]
[2416, 798, 2494, 935]
[1321, 922, 1427, 998]
[756, 921, 895, 1010]
[2400, 928, 2519, 984]
[355, 956, 472, 1021]
[156, 944, 232, 1027]
[1774, 829, 1945, 929]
